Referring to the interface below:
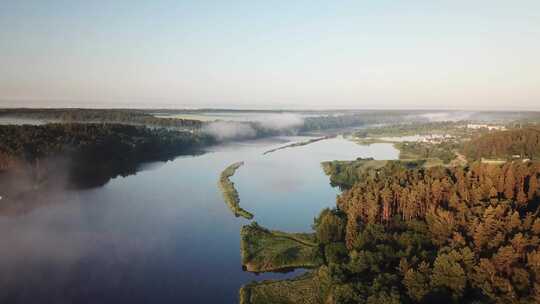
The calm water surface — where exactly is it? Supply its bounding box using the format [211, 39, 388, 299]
[0, 117, 51, 125]
[0, 136, 398, 304]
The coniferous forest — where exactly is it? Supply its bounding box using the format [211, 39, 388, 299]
[235, 122, 540, 304]
[242, 126, 540, 304]
[314, 160, 540, 303]
[463, 127, 540, 160]
[0, 123, 213, 190]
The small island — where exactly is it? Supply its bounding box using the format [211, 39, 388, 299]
[218, 162, 254, 220]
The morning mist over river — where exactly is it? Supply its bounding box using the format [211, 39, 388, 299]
[0, 135, 398, 303]
[3, 1, 540, 303]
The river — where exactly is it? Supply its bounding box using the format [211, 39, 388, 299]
[0, 136, 398, 303]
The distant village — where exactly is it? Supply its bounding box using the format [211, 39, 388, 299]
[466, 123, 507, 131]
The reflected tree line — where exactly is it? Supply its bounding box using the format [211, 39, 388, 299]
[0, 123, 211, 215]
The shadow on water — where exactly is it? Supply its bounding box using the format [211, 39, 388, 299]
[0, 136, 399, 304]
[68, 148, 206, 189]
[242, 265, 304, 275]
[0, 149, 206, 216]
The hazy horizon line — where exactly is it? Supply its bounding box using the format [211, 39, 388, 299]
[1, 99, 539, 112]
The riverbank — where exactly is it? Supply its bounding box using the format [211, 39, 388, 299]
[240, 222, 322, 272]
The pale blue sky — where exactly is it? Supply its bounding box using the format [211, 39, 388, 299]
[1, 1, 539, 109]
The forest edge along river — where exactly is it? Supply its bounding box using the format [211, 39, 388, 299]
[0, 133, 399, 303]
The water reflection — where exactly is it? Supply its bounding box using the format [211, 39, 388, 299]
[0, 136, 398, 303]
[0, 117, 51, 125]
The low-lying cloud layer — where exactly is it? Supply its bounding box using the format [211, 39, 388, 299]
[202, 113, 304, 141]
[419, 112, 474, 122]
[257, 113, 304, 130]
[202, 121, 257, 141]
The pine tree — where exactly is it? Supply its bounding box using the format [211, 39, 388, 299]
[431, 251, 467, 299]
[504, 168, 516, 199]
[528, 175, 538, 200]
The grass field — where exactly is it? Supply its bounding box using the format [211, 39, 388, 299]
[240, 222, 322, 273]
[240, 270, 326, 304]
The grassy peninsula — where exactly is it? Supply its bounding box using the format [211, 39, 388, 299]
[240, 222, 322, 272]
[218, 162, 254, 220]
[240, 270, 327, 304]
[263, 135, 335, 155]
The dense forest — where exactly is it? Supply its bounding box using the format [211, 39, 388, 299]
[322, 159, 425, 190]
[0, 108, 203, 129]
[0, 123, 212, 188]
[463, 127, 540, 160]
[354, 121, 473, 138]
[312, 161, 540, 303]
[396, 141, 459, 164]
[0, 109, 444, 137]
[299, 111, 426, 132]
[0, 123, 211, 164]
[0, 109, 409, 140]
[241, 126, 540, 304]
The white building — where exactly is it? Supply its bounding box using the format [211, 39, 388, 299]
[467, 124, 506, 131]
